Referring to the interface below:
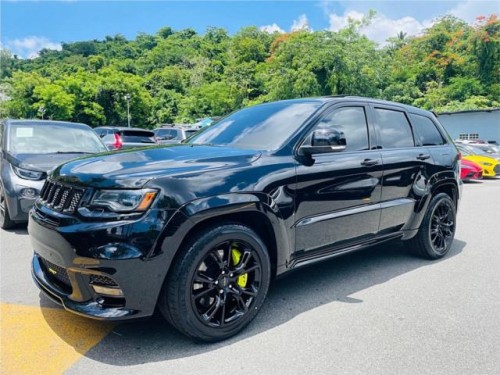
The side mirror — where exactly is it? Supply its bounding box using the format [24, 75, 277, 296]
[301, 129, 347, 155]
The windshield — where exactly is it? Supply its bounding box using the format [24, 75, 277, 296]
[188, 101, 323, 150]
[465, 145, 489, 156]
[472, 144, 498, 154]
[7, 123, 107, 154]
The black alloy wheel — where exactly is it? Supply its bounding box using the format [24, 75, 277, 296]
[429, 199, 455, 254]
[159, 224, 271, 342]
[410, 192, 456, 259]
[191, 239, 262, 328]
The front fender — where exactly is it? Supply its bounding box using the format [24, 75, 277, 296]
[150, 193, 291, 277]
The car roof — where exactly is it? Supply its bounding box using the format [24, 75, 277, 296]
[267, 96, 432, 117]
[4, 119, 92, 129]
[154, 127, 181, 131]
[95, 126, 154, 132]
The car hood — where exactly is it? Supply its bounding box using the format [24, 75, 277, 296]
[6, 152, 89, 173]
[463, 154, 499, 165]
[460, 159, 482, 170]
[51, 145, 262, 188]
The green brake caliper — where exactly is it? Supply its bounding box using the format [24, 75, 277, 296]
[231, 248, 248, 288]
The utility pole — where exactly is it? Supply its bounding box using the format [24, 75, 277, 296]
[124, 94, 131, 127]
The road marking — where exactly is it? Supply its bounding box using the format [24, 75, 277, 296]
[1, 303, 114, 375]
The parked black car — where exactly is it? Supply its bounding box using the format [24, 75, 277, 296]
[29, 97, 461, 342]
[94, 126, 156, 150]
[0, 119, 107, 229]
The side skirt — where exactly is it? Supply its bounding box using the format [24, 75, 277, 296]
[287, 232, 404, 271]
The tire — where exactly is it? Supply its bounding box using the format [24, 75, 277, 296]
[410, 193, 456, 259]
[0, 186, 15, 230]
[159, 224, 271, 342]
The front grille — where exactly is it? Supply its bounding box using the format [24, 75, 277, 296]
[494, 165, 500, 175]
[89, 274, 119, 287]
[39, 181, 85, 213]
[40, 257, 72, 291]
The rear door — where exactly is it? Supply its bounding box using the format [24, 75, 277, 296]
[370, 104, 434, 234]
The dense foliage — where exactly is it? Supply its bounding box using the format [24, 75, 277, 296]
[0, 14, 498, 128]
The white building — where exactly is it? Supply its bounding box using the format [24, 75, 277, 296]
[438, 109, 500, 144]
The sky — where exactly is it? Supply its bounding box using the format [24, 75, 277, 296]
[1, 0, 499, 58]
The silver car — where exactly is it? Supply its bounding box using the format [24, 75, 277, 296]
[0, 119, 107, 229]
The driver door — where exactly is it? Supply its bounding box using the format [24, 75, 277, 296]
[293, 104, 383, 254]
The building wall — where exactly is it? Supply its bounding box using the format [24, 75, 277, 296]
[438, 109, 500, 144]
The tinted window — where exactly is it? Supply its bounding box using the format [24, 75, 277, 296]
[374, 108, 414, 148]
[156, 129, 183, 140]
[410, 114, 445, 146]
[190, 101, 322, 150]
[119, 130, 155, 143]
[314, 107, 369, 151]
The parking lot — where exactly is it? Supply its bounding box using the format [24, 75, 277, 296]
[1, 178, 499, 374]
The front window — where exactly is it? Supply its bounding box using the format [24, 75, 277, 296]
[188, 101, 323, 150]
[313, 107, 369, 151]
[7, 123, 107, 154]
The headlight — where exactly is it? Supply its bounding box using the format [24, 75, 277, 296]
[90, 189, 157, 212]
[12, 166, 44, 180]
[480, 162, 492, 166]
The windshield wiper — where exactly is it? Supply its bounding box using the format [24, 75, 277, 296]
[52, 151, 95, 154]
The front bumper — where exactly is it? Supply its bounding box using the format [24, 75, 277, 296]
[5, 181, 43, 222]
[29, 206, 171, 320]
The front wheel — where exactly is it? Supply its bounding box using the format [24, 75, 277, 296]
[410, 193, 457, 259]
[159, 224, 271, 342]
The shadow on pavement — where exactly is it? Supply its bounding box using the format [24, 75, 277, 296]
[39, 237, 466, 364]
[1, 225, 28, 235]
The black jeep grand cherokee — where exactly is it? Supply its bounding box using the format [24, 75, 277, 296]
[29, 97, 461, 341]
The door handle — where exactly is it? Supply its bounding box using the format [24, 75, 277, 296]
[417, 153, 431, 161]
[361, 159, 379, 167]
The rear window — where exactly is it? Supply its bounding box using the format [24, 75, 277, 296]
[409, 114, 445, 146]
[156, 128, 183, 140]
[119, 130, 155, 143]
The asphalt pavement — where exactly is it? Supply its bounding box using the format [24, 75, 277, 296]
[1, 178, 499, 374]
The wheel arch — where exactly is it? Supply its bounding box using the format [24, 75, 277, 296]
[404, 178, 460, 238]
[430, 180, 459, 207]
[153, 194, 290, 285]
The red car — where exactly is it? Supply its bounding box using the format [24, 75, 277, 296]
[460, 159, 483, 181]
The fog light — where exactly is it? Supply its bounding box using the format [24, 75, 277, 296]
[91, 284, 124, 297]
[20, 188, 38, 199]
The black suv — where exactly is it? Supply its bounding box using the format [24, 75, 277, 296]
[29, 97, 461, 342]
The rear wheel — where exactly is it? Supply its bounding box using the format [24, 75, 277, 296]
[159, 224, 271, 342]
[410, 193, 456, 259]
[0, 186, 15, 230]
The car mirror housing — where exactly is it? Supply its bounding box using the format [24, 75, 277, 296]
[300, 129, 347, 155]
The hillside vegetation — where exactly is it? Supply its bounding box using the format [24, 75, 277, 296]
[0, 14, 498, 128]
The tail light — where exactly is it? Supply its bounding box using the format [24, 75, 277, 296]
[113, 133, 123, 150]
